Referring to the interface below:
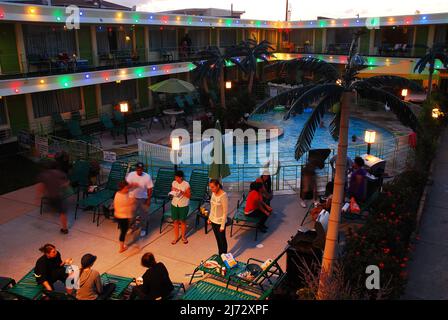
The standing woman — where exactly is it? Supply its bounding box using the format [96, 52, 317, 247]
[207, 179, 229, 256]
[170, 170, 191, 244]
[114, 181, 136, 253]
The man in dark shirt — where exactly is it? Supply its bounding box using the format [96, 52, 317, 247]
[34, 244, 71, 292]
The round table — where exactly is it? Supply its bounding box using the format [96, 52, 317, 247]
[163, 108, 185, 128]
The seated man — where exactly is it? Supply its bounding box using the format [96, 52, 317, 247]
[348, 156, 367, 203]
[244, 182, 272, 233]
[34, 244, 72, 293]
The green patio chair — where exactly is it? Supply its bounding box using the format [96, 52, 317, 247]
[230, 193, 265, 241]
[113, 110, 149, 136]
[67, 119, 102, 147]
[70, 111, 82, 122]
[6, 269, 44, 300]
[75, 161, 128, 226]
[184, 95, 204, 113]
[100, 113, 123, 138]
[40, 160, 90, 216]
[174, 96, 186, 109]
[100, 273, 133, 300]
[159, 169, 209, 233]
[51, 113, 67, 134]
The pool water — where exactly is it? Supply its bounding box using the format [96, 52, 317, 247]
[119, 111, 396, 183]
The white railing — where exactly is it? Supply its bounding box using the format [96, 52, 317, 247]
[138, 139, 171, 162]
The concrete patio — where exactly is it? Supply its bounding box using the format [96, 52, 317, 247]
[0, 185, 312, 288]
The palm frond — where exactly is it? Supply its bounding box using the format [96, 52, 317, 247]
[414, 55, 431, 73]
[355, 85, 420, 132]
[284, 84, 343, 120]
[329, 105, 341, 141]
[294, 89, 343, 160]
[354, 75, 423, 92]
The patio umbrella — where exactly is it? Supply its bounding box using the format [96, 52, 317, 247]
[208, 120, 231, 180]
[149, 78, 196, 93]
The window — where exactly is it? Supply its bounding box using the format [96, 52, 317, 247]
[220, 29, 237, 48]
[101, 80, 137, 106]
[32, 88, 81, 118]
[188, 29, 209, 50]
[149, 28, 177, 50]
[23, 24, 76, 59]
[0, 98, 8, 126]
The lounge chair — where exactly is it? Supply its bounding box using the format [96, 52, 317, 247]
[74, 161, 128, 226]
[67, 119, 101, 147]
[230, 193, 267, 241]
[6, 269, 43, 300]
[100, 113, 123, 138]
[159, 169, 209, 233]
[100, 273, 133, 300]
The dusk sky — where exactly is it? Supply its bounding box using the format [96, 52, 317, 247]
[108, 0, 448, 21]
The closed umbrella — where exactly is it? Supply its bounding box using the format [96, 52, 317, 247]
[149, 78, 196, 93]
[208, 120, 231, 180]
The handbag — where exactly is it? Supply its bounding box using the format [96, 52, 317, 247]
[350, 197, 361, 214]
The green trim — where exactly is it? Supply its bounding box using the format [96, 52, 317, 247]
[138, 78, 149, 109]
[78, 27, 93, 65]
[6, 95, 28, 135]
[0, 23, 21, 74]
[314, 29, 323, 53]
[359, 29, 370, 54]
[415, 26, 429, 56]
[134, 26, 145, 62]
[83, 85, 97, 120]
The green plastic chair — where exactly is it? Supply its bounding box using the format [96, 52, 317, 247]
[181, 280, 257, 300]
[75, 161, 128, 226]
[7, 269, 44, 300]
[159, 170, 209, 233]
[100, 113, 123, 138]
[100, 273, 133, 300]
[230, 193, 265, 241]
[184, 95, 204, 113]
[51, 113, 67, 134]
[67, 120, 101, 147]
[113, 110, 149, 136]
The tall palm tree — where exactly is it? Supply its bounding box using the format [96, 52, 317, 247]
[192, 46, 243, 110]
[231, 39, 275, 94]
[414, 47, 448, 100]
[272, 30, 422, 298]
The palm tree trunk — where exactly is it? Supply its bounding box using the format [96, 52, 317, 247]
[317, 90, 352, 299]
[427, 69, 433, 101]
[248, 71, 255, 94]
[220, 66, 226, 109]
[203, 78, 214, 108]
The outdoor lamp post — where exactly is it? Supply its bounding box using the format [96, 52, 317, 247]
[171, 136, 181, 171]
[432, 107, 440, 119]
[225, 81, 232, 89]
[120, 102, 129, 145]
[364, 130, 376, 155]
[401, 88, 408, 100]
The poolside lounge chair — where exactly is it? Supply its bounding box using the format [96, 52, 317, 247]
[67, 119, 101, 147]
[159, 169, 209, 233]
[100, 113, 123, 138]
[113, 110, 149, 136]
[6, 269, 43, 300]
[230, 193, 266, 241]
[100, 273, 133, 300]
[74, 161, 128, 226]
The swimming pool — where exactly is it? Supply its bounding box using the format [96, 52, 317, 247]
[120, 111, 396, 185]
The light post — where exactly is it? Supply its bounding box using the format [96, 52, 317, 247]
[364, 130, 376, 155]
[401, 88, 408, 100]
[171, 136, 181, 172]
[120, 102, 129, 145]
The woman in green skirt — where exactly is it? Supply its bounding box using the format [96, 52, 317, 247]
[170, 171, 191, 244]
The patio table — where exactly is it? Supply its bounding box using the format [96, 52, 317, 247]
[163, 108, 185, 128]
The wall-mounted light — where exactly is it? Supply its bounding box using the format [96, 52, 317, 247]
[225, 81, 232, 89]
[401, 88, 408, 98]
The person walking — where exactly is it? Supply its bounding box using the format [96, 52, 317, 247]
[170, 171, 191, 245]
[126, 162, 153, 237]
[36, 161, 71, 234]
[113, 181, 136, 253]
[76, 254, 116, 300]
[207, 179, 229, 256]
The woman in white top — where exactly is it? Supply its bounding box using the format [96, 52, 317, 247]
[207, 179, 229, 255]
[114, 181, 136, 253]
[170, 171, 191, 245]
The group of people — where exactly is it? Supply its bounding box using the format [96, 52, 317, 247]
[34, 243, 174, 300]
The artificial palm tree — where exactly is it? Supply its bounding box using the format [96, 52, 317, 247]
[231, 39, 275, 94]
[271, 30, 422, 298]
[414, 47, 448, 100]
[192, 46, 243, 110]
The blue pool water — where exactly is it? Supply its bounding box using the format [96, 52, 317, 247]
[118, 111, 396, 183]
